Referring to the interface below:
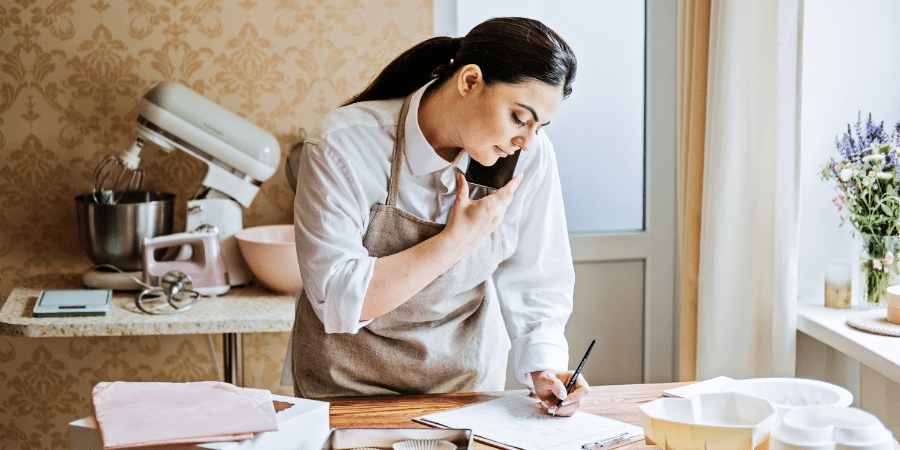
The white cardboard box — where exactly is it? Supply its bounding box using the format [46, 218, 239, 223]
[69, 394, 329, 450]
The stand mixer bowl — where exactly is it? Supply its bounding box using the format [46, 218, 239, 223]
[75, 190, 175, 271]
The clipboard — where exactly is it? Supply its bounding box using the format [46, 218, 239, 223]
[414, 394, 644, 450]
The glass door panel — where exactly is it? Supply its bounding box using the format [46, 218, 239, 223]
[456, 1, 645, 233]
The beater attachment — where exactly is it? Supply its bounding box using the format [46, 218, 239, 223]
[91, 138, 145, 204]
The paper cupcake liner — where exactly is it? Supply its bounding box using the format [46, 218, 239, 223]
[392, 439, 456, 450]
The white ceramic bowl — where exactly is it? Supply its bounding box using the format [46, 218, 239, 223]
[639, 392, 777, 450]
[770, 405, 894, 450]
[721, 378, 853, 421]
[235, 224, 302, 294]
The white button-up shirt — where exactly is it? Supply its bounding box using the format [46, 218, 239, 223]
[293, 82, 575, 386]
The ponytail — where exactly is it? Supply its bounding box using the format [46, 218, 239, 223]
[342, 36, 459, 106]
[343, 17, 576, 106]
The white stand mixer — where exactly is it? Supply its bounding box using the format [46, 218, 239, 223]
[85, 81, 280, 290]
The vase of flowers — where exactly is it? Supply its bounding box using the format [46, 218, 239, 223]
[821, 113, 900, 308]
[858, 234, 900, 307]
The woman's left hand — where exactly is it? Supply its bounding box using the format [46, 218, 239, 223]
[530, 370, 590, 417]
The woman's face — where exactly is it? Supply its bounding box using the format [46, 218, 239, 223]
[457, 77, 564, 167]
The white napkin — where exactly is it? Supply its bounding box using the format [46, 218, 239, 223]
[92, 381, 278, 449]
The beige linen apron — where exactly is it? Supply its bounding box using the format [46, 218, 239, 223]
[291, 95, 509, 397]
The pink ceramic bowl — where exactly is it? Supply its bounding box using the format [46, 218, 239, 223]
[235, 224, 302, 294]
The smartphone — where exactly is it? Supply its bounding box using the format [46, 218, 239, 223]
[464, 151, 520, 190]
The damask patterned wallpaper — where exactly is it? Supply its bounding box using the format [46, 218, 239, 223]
[0, 1, 431, 448]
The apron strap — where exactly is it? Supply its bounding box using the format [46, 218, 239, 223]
[285, 128, 307, 193]
[387, 94, 414, 207]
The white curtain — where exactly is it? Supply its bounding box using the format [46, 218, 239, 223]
[696, 0, 803, 379]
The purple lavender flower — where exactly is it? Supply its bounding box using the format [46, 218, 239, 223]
[888, 151, 899, 168]
[865, 113, 889, 146]
[835, 113, 897, 162]
[836, 124, 861, 161]
[854, 113, 865, 151]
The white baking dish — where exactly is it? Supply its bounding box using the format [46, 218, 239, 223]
[721, 378, 853, 421]
[639, 392, 777, 450]
[770, 405, 894, 450]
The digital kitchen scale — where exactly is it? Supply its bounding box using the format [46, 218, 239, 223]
[33, 290, 111, 317]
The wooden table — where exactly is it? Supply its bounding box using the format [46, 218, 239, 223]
[324, 382, 691, 449]
[0, 273, 296, 386]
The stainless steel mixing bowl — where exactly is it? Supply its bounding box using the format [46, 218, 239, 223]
[75, 190, 175, 271]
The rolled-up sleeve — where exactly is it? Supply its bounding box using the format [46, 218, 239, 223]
[293, 140, 376, 334]
[495, 137, 575, 387]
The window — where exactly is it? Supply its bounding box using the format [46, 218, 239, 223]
[437, 0, 678, 383]
[455, 1, 645, 233]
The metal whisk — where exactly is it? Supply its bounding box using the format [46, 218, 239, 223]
[92, 138, 145, 204]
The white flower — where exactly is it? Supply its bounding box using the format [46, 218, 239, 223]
[840, 168, 853, 181]
[863, 154, 886, 162]
[877, 172, 893, 179]
[874, 260, 883, 270]
[886, 251, 895, 266]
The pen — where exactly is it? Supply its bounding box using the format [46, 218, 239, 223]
[581, 431, 641, 450]
[552, 338, 596, 417]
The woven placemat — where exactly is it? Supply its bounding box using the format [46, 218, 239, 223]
[846, 309, 900, 337]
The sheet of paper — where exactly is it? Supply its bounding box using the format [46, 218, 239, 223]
[662, 375, 736, 398]
[417, 394, 643, 450]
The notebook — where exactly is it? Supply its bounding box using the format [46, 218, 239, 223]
[415, 394, 643, 450]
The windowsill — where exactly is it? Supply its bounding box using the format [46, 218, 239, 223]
[797, 297, 900, 385]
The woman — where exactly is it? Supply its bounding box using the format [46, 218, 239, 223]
[290, 17, 587, 416]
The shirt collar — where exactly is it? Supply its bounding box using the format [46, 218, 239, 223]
[404, 81, 469, 176]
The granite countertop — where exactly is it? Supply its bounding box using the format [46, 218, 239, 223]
[0, 273, 296, 338]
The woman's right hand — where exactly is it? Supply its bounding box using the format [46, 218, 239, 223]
[360, 171, 522, 320]
[444, 172, 522, 249]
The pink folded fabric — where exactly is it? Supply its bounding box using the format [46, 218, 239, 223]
[92, 381, 278, 449]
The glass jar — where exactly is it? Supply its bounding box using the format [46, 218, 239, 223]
[859, 234, 900, 308]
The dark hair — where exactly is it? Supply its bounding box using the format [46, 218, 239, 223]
[342, 17, 577, 106]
